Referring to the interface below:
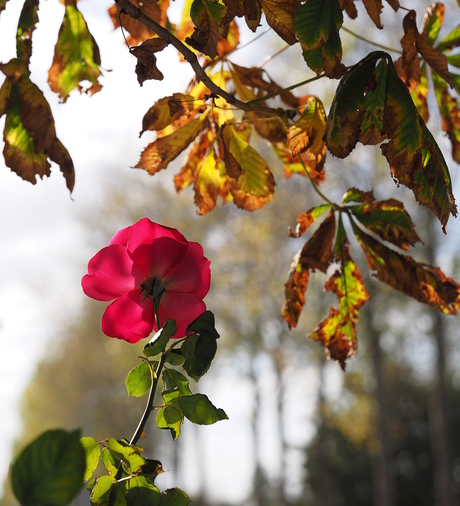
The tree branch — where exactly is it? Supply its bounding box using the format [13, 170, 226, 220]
[114, 0, 283, 117]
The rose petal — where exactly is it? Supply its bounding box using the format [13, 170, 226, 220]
[129, 219, 189, 278]
[102, 290, 155, 343]
[163, 242, 211, 298]
[110, 225, 132, 246]
[82, 245, 146, 301]
[159, 292, 206, 337]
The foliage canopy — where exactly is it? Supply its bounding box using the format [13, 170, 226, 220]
[1, 0, 460, 368]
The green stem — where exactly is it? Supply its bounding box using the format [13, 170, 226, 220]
[298, 155, 337, 209]
[247, 73, 327, 107]
[113, 299, 165, 483]
[341, 26, 402, 54]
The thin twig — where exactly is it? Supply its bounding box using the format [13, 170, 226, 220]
[341, 26, 402, 54]
[257, 44, 290, 68]
[114, 0, 282, 117]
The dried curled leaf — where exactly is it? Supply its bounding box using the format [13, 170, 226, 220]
[130, 37, 169, 85]
[108, 0, 170, 46]
[140, 94, 200, 135]
[48, 0, 103, 102]
[395, 9, 454, 91]
[186, 0, 226, 59]
[282, 211, 336, 328]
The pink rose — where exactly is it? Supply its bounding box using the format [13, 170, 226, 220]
[82, 218, 211, 343]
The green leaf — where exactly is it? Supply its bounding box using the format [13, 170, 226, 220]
[156, 405, 183, 440]
[81, 437, 101, 482]
[436, 24, 460, 52]
[162, 369, 192, 396]
[228, 125, 275, 211]
[309, 245, 370, 370]
[16, 0, 39, 68]
[294, 0, 344, 76]
[126, 476, 160, 506]
[381, 58, 457, 230]
[185, 310, 219, 339]
[144, 319, 177, 357]
[126, 361, 152, 398]
[90, 476, 116, 506]
[101, 448, 119, 477]
[12, 429, 86, 506]
[165, 349, 185, 365]
[176, 394, 228, 425]
[48, 2, 102, 102]
[160, 488, 191, 506]
[162, 389, 181, 404]
[107, 439, 145, 474]
[140, 459, 164, 482]
[360, 58, 387, 144]
[325, 52, 378, 157]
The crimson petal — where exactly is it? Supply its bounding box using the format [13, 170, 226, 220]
[159, 292, 207, 337]
[82, 244, 145, 301]
[163, 242, 211, 298]
[102, 290, 155, 343]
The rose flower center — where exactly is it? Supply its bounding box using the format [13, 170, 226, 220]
[140, 277, 166, 304]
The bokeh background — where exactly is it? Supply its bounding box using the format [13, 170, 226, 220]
[1, 1, 460, 505]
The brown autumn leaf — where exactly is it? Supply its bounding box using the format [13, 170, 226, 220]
[288, 96, 327, 157]
[282, 211, 336, 328]
[433, 73, 460, 164]
[273, 143, 325, 182]
[174, 130, 228, 215]
[136, 113, 209, 174]
[258, 0, 301, 45]
[0, 62, 75, 191]
[219, 123, 243, 179]
[355, 227, 460, 314]
[339, 0, 357, 19]
[232, 62, 300, 108]
[185, 0, 226, 59]
[108, 0, 170, 46]
[395, 10, 454, 91]
[130, 37, 169, 85]
[140, 94, 200, 135]
[226, 125, 276, 211]
[394, 10, 421, 92]
[288, 203, 331, 238]
[216, 20, 240, 57]
[363, 0, 383, 29]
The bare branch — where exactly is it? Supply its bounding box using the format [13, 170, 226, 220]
[114, 0, 284, 117]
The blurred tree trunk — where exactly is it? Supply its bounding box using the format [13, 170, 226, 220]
[427, 219, 454, 506]
[362, 296, 393, 506]
[317, 360, 333, 506]
[429, 309, 454, 506]
[249, 340, 266, 506]
[273, 346, 289, 506]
